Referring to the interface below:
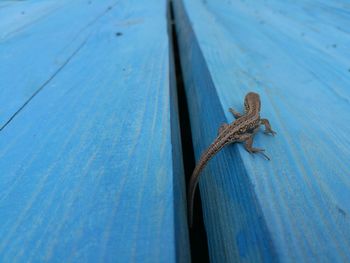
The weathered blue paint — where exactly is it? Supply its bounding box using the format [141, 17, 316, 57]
[0, 0, 116, 128]
[174, 0, 350, 262]
[0, 0, 190, 262]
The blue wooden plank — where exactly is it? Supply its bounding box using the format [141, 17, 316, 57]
[0, 0, 190, 262]
[174, 0, 350, 262]
[0, 0, 119, 128]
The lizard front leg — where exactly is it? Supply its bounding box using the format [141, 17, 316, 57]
[244, 136, 270, 160]
[229, 108, 242, 119]
[261, 118, 276, 136]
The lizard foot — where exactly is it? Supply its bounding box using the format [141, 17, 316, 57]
[248, 148, 270, 161]
[264, 129, 277, 136]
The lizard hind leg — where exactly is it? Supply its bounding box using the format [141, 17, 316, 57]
[218, 123, 228, 135]
[229, 108, 242, 119]
[244, 136, 270, 160]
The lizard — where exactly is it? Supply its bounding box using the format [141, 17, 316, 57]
[188, 92, 276, 226]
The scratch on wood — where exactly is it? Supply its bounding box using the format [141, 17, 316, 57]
[0, 37, 89, 132]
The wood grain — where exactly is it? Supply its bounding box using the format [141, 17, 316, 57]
[0, 0, 117, 128]
[174, 0, 350, 262]
[0, 0, 190, 262]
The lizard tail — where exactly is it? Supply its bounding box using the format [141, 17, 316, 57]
[188, 163, 204, 227]
[188, 141, 226, 227]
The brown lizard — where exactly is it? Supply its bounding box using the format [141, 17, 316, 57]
[188, 92, 276, 226]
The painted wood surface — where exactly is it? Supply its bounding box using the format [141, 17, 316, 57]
[174, 0, 350, 262]
[0, 0, 190, 262]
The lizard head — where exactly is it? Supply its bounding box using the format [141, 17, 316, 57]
[244, 92, 261, 112]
